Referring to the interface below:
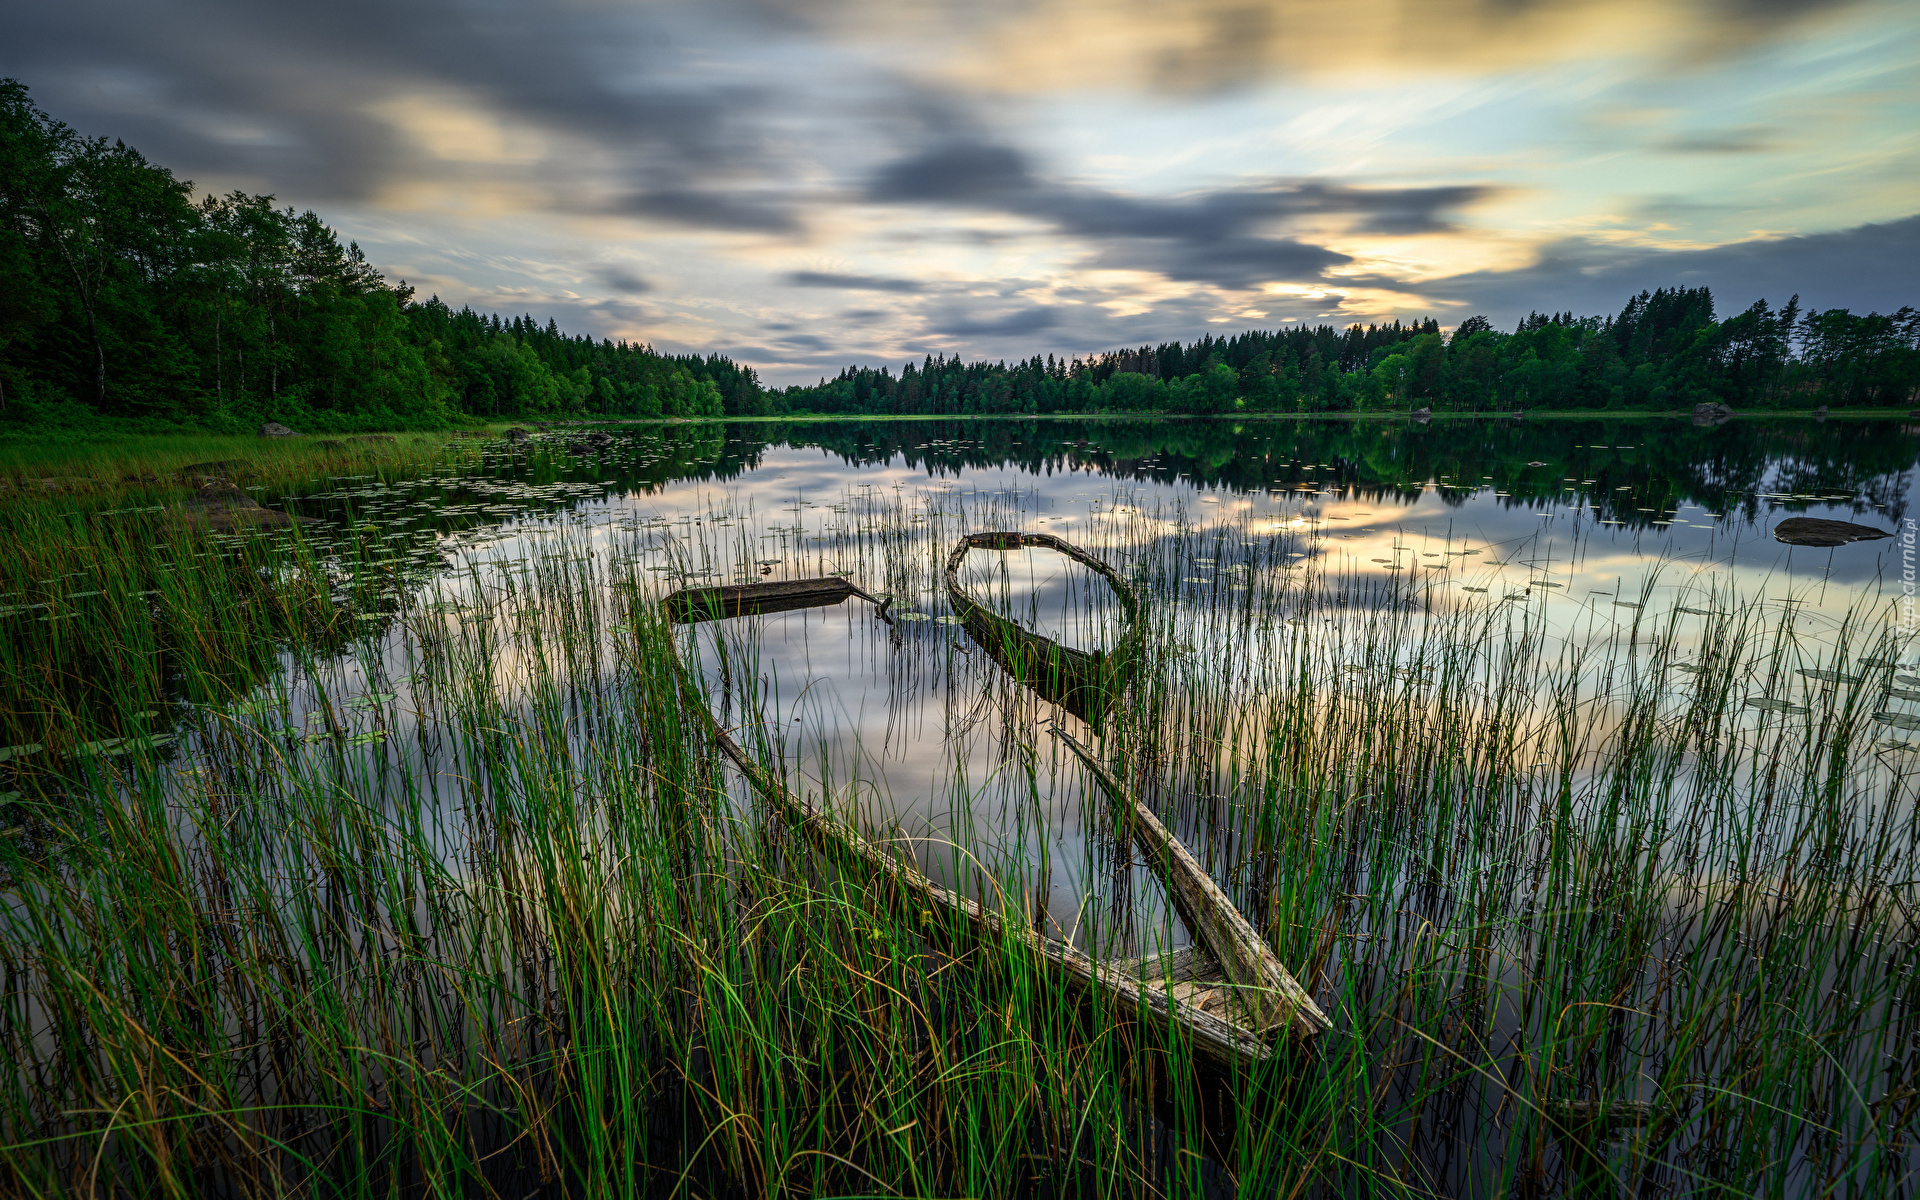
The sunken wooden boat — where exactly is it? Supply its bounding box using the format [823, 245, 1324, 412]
[943, 531, 1144, 728]
[659, 556, 1327, 1072]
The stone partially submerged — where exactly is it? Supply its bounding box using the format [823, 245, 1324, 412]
[171, 482, 312, 533]
[1773, 517, 1892, 547]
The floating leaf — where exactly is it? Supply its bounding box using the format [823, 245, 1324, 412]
[1874, 711, 1920, 731]
[1675, 607, 1715, 616]
[75, 734, 175, 757]
[0, 744, 44, 764]
[1611, 601, 1643, 609]
[894, 612, 930, 622]
[1888, 688, 1920, 703]
[1746, 698, 1809, 715]
[1530, 581, 1563, 588]
[1798, 669, 1858, 684]
[1462, 586, 1487, 593]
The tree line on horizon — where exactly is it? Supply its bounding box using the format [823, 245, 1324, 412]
[0, 79, 749, 434]
[2, 76, 1915, 435]
[783, 289, 1920, 417]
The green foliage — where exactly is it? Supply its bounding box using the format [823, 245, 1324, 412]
[783, 291, 1919, 417]
[0, 79, 763, 433]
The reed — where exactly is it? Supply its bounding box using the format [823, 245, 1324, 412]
[0, 441, 1912, 1198]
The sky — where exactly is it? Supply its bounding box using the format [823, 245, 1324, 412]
[6, 0, 1918, 385]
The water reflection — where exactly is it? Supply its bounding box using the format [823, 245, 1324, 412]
[120, 416, 1897, 955]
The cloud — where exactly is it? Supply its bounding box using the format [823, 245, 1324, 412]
[619, 189, 800, 234]
[868, 143, 1033, 202]
[595, 266, 652, 295]
[864, 140, 1485, 289]
[787, 270, 925, 292]
[928, 306, 1062, 337]
[1658, 125, 1782, 154]
[868, 0, 1874, 95]
[0, 0, 780, 209]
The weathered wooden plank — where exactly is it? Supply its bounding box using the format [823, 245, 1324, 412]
[662, 646, 1274, 1070]
[944, 532, 1142, 727]
[662, 577, 871, 623]
[1052, 728, 1332, 1041]
[1111, 945, 1219, 984]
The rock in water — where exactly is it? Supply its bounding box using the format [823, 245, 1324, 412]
[178, 460, 247, 481]
[504, 426, 530, 442]
[173, 482, 310, 532]
[1774, 517, 1893, 547]
[1692, 402, 1733, 427]
[260, 422, 296, 437]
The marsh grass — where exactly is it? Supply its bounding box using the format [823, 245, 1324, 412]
[0, 446, 1914, 1198]
[0, 432, 483, 501]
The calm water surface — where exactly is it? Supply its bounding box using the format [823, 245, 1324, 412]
[172, 414, 1916, 954]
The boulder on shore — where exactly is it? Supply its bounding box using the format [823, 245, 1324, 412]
[178, 460, 248, 482]
[1773, 517, 1892, 547]
[260, 422, 296, 438]
[172, 482, 311, 533]
[1692, 402, 1734, 427]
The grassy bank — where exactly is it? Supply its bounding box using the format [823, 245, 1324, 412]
[0, 452, 1913, 1197]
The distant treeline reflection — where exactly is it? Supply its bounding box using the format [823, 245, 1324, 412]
[580, 417, 1915, 528]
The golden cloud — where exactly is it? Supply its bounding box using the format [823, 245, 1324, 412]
[794, 0, 1865, 94]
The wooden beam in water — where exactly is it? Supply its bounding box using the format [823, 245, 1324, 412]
[661, 645, 1275, 1070]
[662, 577, 874, 623]
[1052, 728, 1332, 1041]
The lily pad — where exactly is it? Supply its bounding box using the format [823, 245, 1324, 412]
[1798, 669, 1858, 684]
[1888, 688, 1920, 703]
[75, 734, 176, 757]
[894, 612, 930, 622]
[1745, 698, 1809, 715]
[1874, 711, 1920, 731]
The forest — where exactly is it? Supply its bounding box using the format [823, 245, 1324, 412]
[781, 294, 1920, 416]
[0, 80, 756, 434]
[3, 76, 1915, 433]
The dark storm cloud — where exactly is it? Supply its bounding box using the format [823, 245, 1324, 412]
[0, 0, 779, 217]
[787, 271, 925, 292]
[1435, 215, 1920, 328]
[864, 140, 1487, 288]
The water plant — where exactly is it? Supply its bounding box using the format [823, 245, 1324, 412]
[0, 428, 1913, 1197]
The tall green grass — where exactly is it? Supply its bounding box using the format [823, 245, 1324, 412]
[0, 461, 1912, 1197]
